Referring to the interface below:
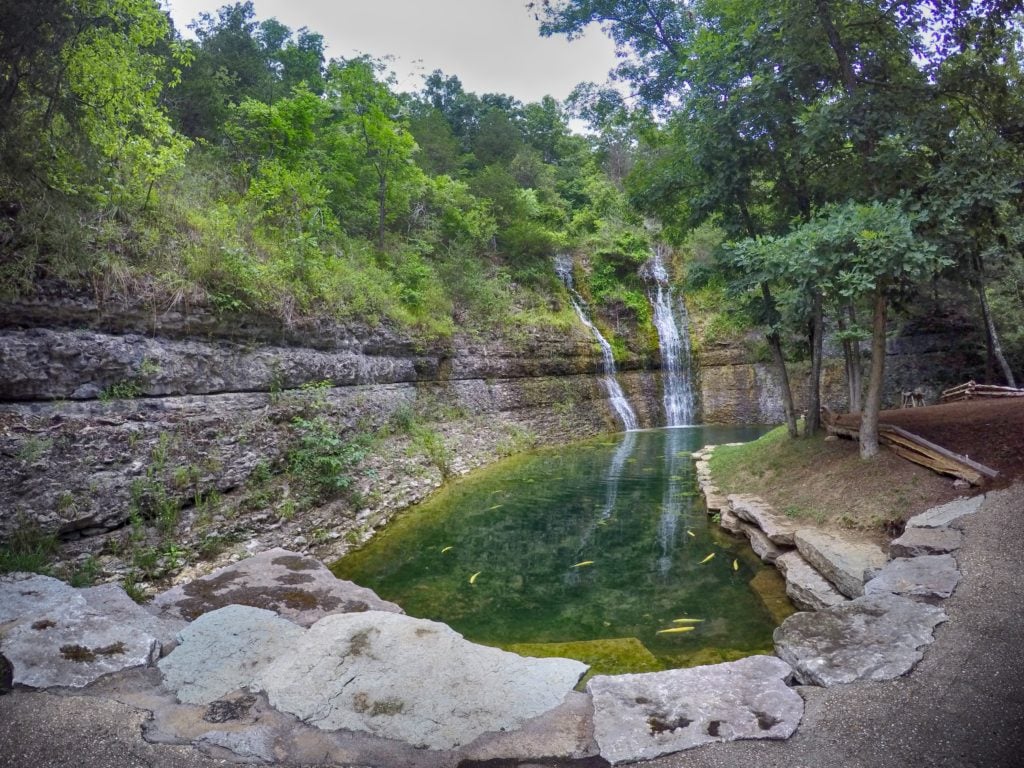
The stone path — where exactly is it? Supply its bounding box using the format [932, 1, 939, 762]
[1, 480, 1022, 767]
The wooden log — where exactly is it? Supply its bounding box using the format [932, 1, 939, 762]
[880, 425, 999, 479]
[884, 443, 983, 485]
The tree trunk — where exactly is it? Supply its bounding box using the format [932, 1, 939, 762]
[806, 289, 824, 436]
[860, 287, 888, 459]
[836, 303, 862, 412]
[761, 283, 798, 438]
[973, 258, 1017, 387]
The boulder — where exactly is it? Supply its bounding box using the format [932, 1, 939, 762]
[728, 495, 798, 545]
[157, 604, 305, 705]
[889, 526, 963, 558]
[719, 509, 744, 536]
[0, 574, 181, 689]
[702, 486, 729, 513]
[905, 495, 985, 529]
[775, 551, 847, 612]
[586, 655, 803, 764]
[863, 555, 960, 600]
[773, 594, 946, 687]
[260, 611, 587, 750]
[158, 606, 588, 751]
[741, 523, 787, 564]
[150, 548, 402, 626]
[794, 530, 887, 598]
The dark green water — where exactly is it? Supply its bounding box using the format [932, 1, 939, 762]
[333, 426, 791, 674]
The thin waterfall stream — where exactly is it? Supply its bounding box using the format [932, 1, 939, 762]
[644, 244, 697, 427]
[554, 255, 638, 432]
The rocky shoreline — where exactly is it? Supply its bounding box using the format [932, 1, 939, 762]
[0, 442, 985, 766]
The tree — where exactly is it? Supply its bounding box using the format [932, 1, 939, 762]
[326, 58, 422, 249]
[0, 0, 189, 206]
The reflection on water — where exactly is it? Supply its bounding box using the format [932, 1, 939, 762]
[333, 426, 787, 673]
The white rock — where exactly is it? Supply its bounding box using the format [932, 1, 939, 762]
[587, 655, 803, 764]
[259, 611, 588, 750]
[794, 530, 887, 598]
[863, 555, 960, 599]
[774, 594, 946, 686]
[906, 495, 985, 529]
[775, 551, 847, 611]
[158, 604, 304, 705]
[728, 495, 798, 545]
[0, 573, 178, 689]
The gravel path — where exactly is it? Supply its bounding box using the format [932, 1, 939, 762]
[1, 485, 1022, 768]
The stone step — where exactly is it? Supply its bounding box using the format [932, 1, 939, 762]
[889, 526, 962, 557]
[775, 551, 848, 611]
[728, 494, 799, 546]
[794, 529, 888, 599]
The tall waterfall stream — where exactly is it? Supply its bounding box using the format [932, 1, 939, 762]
[554, 255, 638, 431]
[644, 244, 697, 427]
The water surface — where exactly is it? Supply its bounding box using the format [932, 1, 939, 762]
[334, 426, 789, 673]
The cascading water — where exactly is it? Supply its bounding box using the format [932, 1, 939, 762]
[643, 245, 696, 427]
[555, 255, 638, 432]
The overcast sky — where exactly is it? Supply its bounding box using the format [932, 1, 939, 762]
[162, 0, 618, 103]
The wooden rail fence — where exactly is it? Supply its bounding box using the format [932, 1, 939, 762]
[941, 380, 1024, 403]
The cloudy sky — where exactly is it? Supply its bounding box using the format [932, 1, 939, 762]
[162, 0, 618, 103]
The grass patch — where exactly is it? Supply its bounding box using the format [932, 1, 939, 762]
[0, 523, 60, 575]
[708, 426, 961, 538]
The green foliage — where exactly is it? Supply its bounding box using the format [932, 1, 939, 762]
[0, 522, 60, 575]
[287, 416, 368, 498]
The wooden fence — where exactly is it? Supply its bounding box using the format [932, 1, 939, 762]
[941, 380, 1024, 403]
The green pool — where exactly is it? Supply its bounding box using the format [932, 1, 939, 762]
[333, 426, 793, 674]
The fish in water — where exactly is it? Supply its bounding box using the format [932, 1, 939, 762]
[469, 571, 481, 584]
[699, 553, 715, 564]
[733, 559, 739, 571]
[686, 530, 696, 538]
[486, 504, 504, 511]
[656, 626, 696, 635]
[672, 618, 704, 624]
[441, 546, 454, 554]
[572, 560, 594, 568]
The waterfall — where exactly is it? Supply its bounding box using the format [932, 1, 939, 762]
[644, 245, 696, 427]
[555, 255, 638, 432]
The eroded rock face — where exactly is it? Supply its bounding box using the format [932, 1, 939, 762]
[150, 548, 401, 626]
[775, 551, 848, 612]
[794, 530, 887, 598]
[586, 655, 803, 765]
[906, 495, 985, 529]
[0, 574, 181, 688]
[889, 526, 963, 557]
[863, 555, 960, 600]
[773, 594, 947, 687]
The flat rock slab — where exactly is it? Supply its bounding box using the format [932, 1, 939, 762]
[159, 606, 588, 751]
[741, 523, 787, 564]
[794, 530, 887, 598]
[150, 548, 401, 626]
[775, 551, 848, 612]
[890, 526, 963, 557]
[587, 655, 803, 765]
[729, 495, 798, 545]
[158, 604, 305, 705]
[864, 555, 960, 599]
[773, 594, 947, 687]
[0, 574, 181, 689]
[906, 495, 985, 529]
[261, 611, 588, 750]
[719, 509, 744, 535]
